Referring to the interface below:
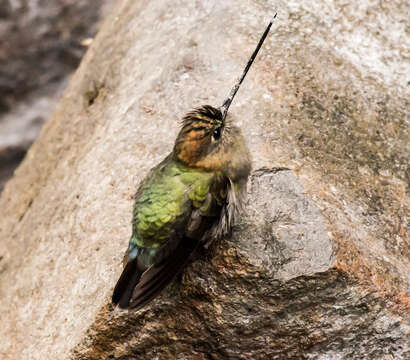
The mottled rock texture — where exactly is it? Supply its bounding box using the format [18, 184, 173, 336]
[0, 0, 408, 359]
[0, 0, 112, 192]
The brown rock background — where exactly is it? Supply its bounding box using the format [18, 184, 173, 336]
[0, 0, 408, 359]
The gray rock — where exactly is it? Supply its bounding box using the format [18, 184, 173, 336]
[0, 0, 408, 359]
[0, 0, 112, 192]
[0, 0, 110, 113]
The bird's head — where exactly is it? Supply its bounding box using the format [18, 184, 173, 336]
[174, 105, 223, 166]
[172, 15, 276, 178]
[174, 105, 251, 181]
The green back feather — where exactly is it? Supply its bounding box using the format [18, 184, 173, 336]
[131, 156, 215, 248]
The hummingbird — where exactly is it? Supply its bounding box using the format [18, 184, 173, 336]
[112, 15, 277, 310]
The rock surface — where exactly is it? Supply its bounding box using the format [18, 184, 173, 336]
[0, 0, 111, 113]
[0, 0, 408, 359]
[0, 0, 112, 192]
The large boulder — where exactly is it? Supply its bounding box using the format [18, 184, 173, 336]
[0, 0, 408, 359]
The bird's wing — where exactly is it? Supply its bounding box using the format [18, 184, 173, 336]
[127, 172, 224, 310]
[128, 234, 199, 310]
[114, 160, 223, 310]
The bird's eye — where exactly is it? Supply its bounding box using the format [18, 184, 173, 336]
[212, 128, 221, 141]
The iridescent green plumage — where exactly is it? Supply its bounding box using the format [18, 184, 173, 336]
[131, 156, 220, 249]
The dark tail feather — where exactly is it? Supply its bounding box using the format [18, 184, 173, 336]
[128, 237, 199, 310]
[112, 259, 143, 309]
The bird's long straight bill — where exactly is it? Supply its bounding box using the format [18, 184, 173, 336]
[221, 13, 277, 121]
